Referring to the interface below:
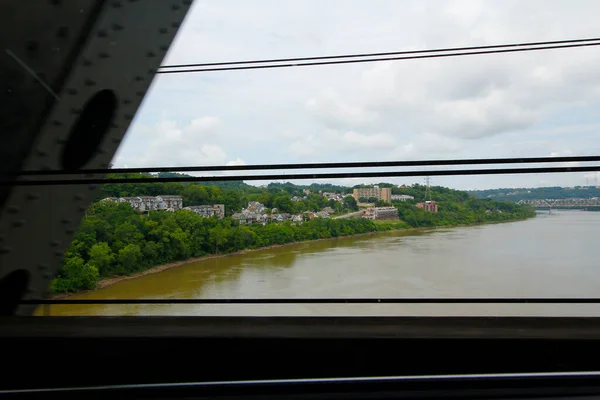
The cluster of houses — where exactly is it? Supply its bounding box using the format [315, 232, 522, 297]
[291, 190, 346, 203]
[231, 201, 335, 225]
[102, 196, 183, 212]
[183, 204, 225, 219]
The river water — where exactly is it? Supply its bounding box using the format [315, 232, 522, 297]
[46, 211, 600, 317]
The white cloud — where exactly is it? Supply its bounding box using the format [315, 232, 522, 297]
[226, 158, 246, 166]
[184, 116, 221, 135]
[114, 117, 234, 167]
[114, 0, 600, 189]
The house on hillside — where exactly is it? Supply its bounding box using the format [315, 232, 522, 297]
[184, 204, 225, 219]
[315, 211, 330, 218]
[103, 195, 183, 212]
[232, 212, 249, 224]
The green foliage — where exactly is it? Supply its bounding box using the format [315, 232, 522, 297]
[343, 196, 358, 211]
[51, 256, 99, 293]
[117, 244, 144, 273]
[88, 242, 114, 276]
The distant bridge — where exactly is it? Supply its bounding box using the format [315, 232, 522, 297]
[517, 198, 600, 209]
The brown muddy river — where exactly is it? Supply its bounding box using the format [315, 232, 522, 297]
[45, 211, 600, 317]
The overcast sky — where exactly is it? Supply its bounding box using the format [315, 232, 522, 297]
[113, 0, 600, 190]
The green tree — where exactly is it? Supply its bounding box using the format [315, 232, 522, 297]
[209, 226, 228, 253]
[88, 242, 114, 276]
[343, 196, 358, 211]
[51, 256, 99, 293]
[117, 244, 143, 273]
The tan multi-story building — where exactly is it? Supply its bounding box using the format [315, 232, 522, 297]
[352, 186, 391, 203]
[353, 187, 378, 201]
[380, 187, 391, 203]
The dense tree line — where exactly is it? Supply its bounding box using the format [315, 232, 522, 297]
[469, 186, 600, 201]
[51, 201, 407, 293]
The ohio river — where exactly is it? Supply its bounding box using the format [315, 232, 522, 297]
[46, 211, 600, 317]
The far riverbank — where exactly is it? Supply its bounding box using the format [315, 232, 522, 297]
[52, 216, 533, 299]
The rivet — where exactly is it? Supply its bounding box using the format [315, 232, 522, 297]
[183, 0, 192, 4]
[134, 76, 144, 82]
[146, 51, 156, 58]
[56, 26, 69, 38]
[66, 88, 77, 95]
[99, 52, 110, 59]
[172, 4, 180, 10]
[12, 219, 26, 228]
[112, 137, 122, 144]
[147, 68, 155, 75]
[50, 240, 60, 247]
[74, 193, 85, 201]
[54, 250, 64, 256]
[171, 22, 180, 28]
[78, 206, 87, 212]
[83, 59, 93, 67]
[0, 246, 11, 255]
[60, 218, 71, 224]
[7, 205, 20, 214]
[38, 263, 50, 271]
[65, 228, 75, 234]
[122, 99, 131, 105]
[159, 45, 169, 51]
[135, 91, 144, 97]
[25, 40, 38, 52]
[111, 23, 123, 31]
[97, 29, 108, 38]
[159, 27, 168, 34]
[89, 184, 97, 190]
[84, 79, 96, 87]
[26, 192, 40, 200]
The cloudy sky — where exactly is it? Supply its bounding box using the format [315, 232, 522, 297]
[113, 0, 600, 190]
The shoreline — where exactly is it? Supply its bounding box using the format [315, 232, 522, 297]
[52, 217, 530, 299]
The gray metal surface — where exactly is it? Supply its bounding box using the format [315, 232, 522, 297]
[0, 0, 192, 315]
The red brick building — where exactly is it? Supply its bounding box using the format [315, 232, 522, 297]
[416, 200, 438, 213]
